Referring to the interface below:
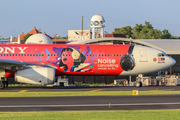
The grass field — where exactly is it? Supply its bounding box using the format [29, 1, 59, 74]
[0, 91, 180, 97]
[0, 110, 180, 120]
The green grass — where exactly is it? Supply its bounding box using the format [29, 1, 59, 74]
[8, 84, 47, 87]
[0, 91, 180, 97]
[0, 110, 180, 120]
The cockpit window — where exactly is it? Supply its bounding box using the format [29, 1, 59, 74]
[158, 52, 168, 57]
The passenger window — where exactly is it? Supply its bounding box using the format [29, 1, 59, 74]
[24, 54, 26, 56]
[114, 54, 115, 57]
[30, 54, 32, 56]
[16, 54, 17, 56]
[1, 54, 2, 56]
[108, 54, 110, 57]
[93, 54, 94, 56]
[51, 54, 53, 56]
[99, 54, 101, 56]
[27, 54, 29, 56]
[33, 54, 35, 56]
[19, 54, 20, 56]
[9, 54, 11, 56]
[21, 54, 23, 56]
[4, 54, 5, 56]
[42, 54, 44, 56]
[90, 54, 91, 56]
[117, 54, 118, 56]
[105, 54, 106, 56]
[102, 54, 104, 57]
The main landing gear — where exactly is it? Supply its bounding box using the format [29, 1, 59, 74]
[136, 82, 142, 87]
[0, 77, 8, 89]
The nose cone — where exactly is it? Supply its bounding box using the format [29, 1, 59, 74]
[169, 57, 176, 67]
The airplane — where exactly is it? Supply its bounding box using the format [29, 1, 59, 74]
[0, 44, 176, 89]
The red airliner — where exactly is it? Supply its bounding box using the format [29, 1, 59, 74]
[0, 44, 175, 89]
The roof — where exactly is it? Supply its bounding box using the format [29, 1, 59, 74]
[11, 27, 53, 42]
[105, 34, 126, 38]
[51, 39, 68, 42]
[68, 37, 180, 55]
[139, 39, 180, 54]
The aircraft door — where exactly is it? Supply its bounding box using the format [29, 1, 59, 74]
[139, 49, 147, 62]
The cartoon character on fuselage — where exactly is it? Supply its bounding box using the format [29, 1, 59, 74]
[59, 47, 86, 72]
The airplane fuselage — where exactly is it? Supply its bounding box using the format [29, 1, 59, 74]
[0, 44, 175, 77]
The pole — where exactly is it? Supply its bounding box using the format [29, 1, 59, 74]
[129, 75, 131, 85]
[81, 16, 83, 40]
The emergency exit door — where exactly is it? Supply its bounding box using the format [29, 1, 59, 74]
[140, 49, 147, 62]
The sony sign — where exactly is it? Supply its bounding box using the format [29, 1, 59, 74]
[0, 47, 28, 53]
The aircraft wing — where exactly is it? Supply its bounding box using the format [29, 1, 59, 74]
[0, 59, 57, 71]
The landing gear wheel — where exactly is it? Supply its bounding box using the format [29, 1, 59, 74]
[136, 82, 142, 87]
[0, 82, 5, 89]
[3, 81, 8, 88]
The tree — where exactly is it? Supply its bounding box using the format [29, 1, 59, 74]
[112, 26, 133, 38]
[162, 29, 172, 39]
[132, 21, 162, 39]
[113, 21, 180, 39]
[172, 36, 180, 39]
[22, 33, 33, 43]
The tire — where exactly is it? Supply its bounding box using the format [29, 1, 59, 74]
[3, 81, 8, 88]
[136, 82, 142, 87]
[0, 82, 5, 89]
[139, 82, 142, 87]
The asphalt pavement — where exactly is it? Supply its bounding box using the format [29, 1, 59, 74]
[0, 95, 180, 111]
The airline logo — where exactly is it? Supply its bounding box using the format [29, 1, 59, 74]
[153, 58, 157, 62]
[158, 57, 165, 63]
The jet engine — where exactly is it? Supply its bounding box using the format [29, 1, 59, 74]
[15, 67, 55, 84]
[120, 54, 135, 71]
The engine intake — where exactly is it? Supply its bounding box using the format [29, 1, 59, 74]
[120, 54, 135, 71]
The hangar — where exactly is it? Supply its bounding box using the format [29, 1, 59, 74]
[65, 37, 180, 84]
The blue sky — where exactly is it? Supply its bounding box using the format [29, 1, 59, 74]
[0, 0, 180, 38]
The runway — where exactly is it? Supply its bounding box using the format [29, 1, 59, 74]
[0, 95, 180, 111]
[1, 86, 180, 92]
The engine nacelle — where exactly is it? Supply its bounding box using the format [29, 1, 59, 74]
[15, 67, 55, 85]
[120, 54, 135, 71]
